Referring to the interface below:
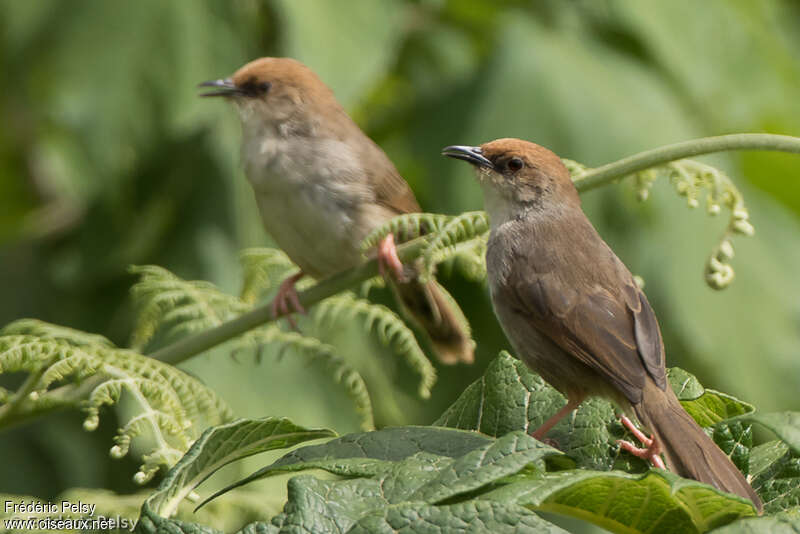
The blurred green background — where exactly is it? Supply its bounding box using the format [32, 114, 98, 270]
[1, 0, 799, 511]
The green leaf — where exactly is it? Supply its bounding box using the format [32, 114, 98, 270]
[749, 441, 800, 514]
[210, 428, 568, 534]
[436, 354, 762, 474]
[349, 500, 570, 534]
[140, 417, 334, 521]
[274, 0, 407, 109]
[713, 421, 753, 475]
[135, 514, 223, 534]
[708, 512, 800, 533]
[202, 426, 496, 504]
[750, 441, 791, 479]
[434, 352, 626, 471]
[434, 352, 563, 436]
[407, 431, 564, 503]
[279, 476, 392, 534]
[482, 469, 758, 534]
[0, 321, 235, 483]
[742, 412, 800, 455]
[271, 425, 494, 467]
[668, 368, 755, 426]
[268, 474, 571, 534]
[668, 367, 708, 400]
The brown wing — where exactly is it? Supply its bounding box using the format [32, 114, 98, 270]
[510, 250, 666, 405]
[358, 135, 420, 215]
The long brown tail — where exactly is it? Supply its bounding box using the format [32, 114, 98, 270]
[634, 380, 762, 512]
[394, 279, 474, 365]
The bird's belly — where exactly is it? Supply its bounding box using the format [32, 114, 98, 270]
[253, 185, 363, 279]
[491, 299, 623, 404]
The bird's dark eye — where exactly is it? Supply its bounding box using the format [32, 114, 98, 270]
[241, 79, 271, 97]
[507, 157, 524, 172]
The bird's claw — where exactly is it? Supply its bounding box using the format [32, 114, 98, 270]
[378, 234, 407, 282]
[270, 272, 306, 330]
[617, 415, 666, 469]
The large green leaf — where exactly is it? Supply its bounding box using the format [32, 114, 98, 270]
[708, 512, 800, 534]
[435, 353, 756, 473]
[148, 426, 571, 533]
[742, 412, 800, 455]
[200, 426, 567, 506]
[348, 500, 568, 534]
[669, 367, 755, 425]
[483, 470, 758, 534]
[138, 417, 334, 531]
[749, 441, 800, 514]
[254, 475, 570, 534]
[434, 352, 625, 471]
[273, 0, 407, 109]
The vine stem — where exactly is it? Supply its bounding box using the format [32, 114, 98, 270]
[151, 133, 800, 366]
[150, 238, 431, 366]
[573, 133, 800, 192]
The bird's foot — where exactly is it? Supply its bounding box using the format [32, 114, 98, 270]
[378, 234, 407, 282]
[270, 271, 306, 330]
[617, 415, 666, 469]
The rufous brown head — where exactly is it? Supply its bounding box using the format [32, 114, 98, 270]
[443, 138, 579, 221]
[199, 57, 341, 127]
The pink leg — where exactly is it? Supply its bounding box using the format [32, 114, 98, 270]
[270, 271, 306, 329]
[377, 234, 406, 281]
[617, 415, 666, 469]
[532, 396, 584, 441]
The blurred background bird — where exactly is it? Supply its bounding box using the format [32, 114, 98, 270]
[199, 57, 475, 365]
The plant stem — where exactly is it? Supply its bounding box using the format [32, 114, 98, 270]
[150, 237, 431, 366]
[151, 133, 800, 367]
[573, 133, 800, 192]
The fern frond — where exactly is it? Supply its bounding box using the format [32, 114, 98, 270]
[451, 233, 489, 282]
[0, 319, 115, 348]
[236, 326, 375, 430]
[239, 248, 298, 304]
[420, 211, 490, 281]
[631, 159, 753, 289]
[129, 265, 248, 350]
[129, 260, 385, 430]
[359, 276, 387, 298]
[360, 213, 453, 252]
[0, 323, 233, 484]
[312, 293, 436, 399]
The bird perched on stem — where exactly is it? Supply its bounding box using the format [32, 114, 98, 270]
[199, 57, 474, 364]
[442, 138, 761, 511]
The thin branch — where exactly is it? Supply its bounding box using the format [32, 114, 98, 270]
[573, 133, 800, 192]
[149, 133, 800, 367]
[150, 238, 431, 366]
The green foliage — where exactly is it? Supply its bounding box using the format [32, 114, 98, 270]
[361, 211, 489, 283]
[135, 353, 800, 534]
[0, 319, 233, 484]
[312, 293, 435, 400]
[142, 417, 334, 520]
[130, 248, 439, 429]
[625, 159, 754, 289]
[3, 1, 800, 530]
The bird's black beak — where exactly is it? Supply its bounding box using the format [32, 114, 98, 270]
[441, 145, 493, 169]
[198, 78, 238, 97]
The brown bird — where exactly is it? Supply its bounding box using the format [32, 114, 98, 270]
[442, 138, 761, 511]
[199, 57, 474, 364]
